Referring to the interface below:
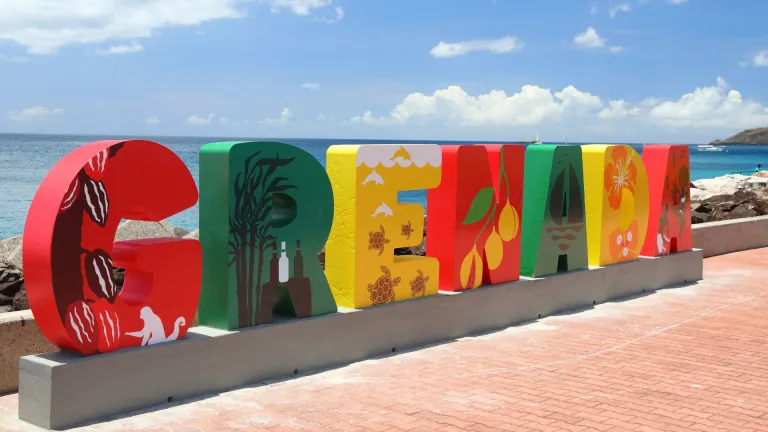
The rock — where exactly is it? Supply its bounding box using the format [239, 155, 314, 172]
[12, 285, 28, 311]
[173, 227, 191, 238]
[114, 220, 180, 242]
[693, 203, 713, 214]
[0, 279, 24, 306]
[754, 171, 768, 178]
[183, 229, 199, 240]
[0, 235, 23, 270]
[0, 305, 12, 313]
[730, 203, 760, 219]
[113, 267, 125, 289]
[691, 174, 750, 201]
[691, 190, 768, 224]
[0, 262, 22, 284]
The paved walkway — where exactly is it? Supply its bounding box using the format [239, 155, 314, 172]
[4, 248, 768, 431]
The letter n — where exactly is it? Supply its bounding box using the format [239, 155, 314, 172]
[426, 144, 524, 291]
[520, 145, 588, 277]
[640, 144, 692, 256]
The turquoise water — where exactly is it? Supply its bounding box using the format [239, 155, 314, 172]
[0, 133, 765, 238]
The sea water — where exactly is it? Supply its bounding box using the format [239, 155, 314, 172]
[1, 133, 765, 238]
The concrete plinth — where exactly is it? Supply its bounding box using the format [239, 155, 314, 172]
[18, 249, 703, 430]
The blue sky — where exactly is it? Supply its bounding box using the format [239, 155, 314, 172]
[0, 0, 767, 143]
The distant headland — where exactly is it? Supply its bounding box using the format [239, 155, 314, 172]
[711, 127, 768, 145]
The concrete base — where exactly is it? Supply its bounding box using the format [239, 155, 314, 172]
[692, 215, 768, 258]
[19, 249, 703, 430]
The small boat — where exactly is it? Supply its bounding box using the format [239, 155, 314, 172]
[518, 134, 543, 145]
[697, 144, 724, 152]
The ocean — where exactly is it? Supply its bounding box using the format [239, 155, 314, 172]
[1, 133, 766, 238]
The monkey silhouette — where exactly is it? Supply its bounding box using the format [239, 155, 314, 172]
[125, 306, 186, 346]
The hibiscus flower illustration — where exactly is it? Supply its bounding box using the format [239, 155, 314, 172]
[603, 146, 638, 210]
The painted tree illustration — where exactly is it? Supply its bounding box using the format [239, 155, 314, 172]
[229, 151, 296, 327]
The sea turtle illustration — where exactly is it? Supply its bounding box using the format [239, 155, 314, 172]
[409, 269, 429, 297]
[368, 225, 390, 256]
[401, 221, 414, 239]
[367, 266, 400, 305]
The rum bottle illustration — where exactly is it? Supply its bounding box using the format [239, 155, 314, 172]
[278, 241, 290, 283]
[294, 240, 304, 278]
[269, 243, 279, 284]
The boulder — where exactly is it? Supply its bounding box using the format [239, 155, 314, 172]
[114, 220, 180, 242]
[691, 190, 768, 224]
[183, 230, 199, 240]
[173, 227, 191, 238]
[0, 262, 22, 284]
[12, 285, 28, 311]
[0, 279, 24, 306]
[0, 235, 23, 270]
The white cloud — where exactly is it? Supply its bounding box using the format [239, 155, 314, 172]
[219, 117, 228, 124]
[574, 27, 605, 49]
[753, 50, 768, 67]
[573, 27, 623, 53]
[315, 6, 344, 23]
[261, 0, 333, 16]
[0, 0, 244, 54]
[8, 106, 63, 121]
[145, 116, 160, 124]
[667, 0, 687, 4]
[598, 100, 640, 119]
[647, 77, 768, 128]
[186, 113, 215, 125]
[301, 82, 321, 90]
[429, 36, 523, 59]
[98, 42, 144, 55]
[351, 84, 602, 127]
[262, 108, 293, 124]
[0, 55, 29, 63]
[590, 4, 600, 14]
[348, 77, 768, 133]
[609, 3, 632, 18]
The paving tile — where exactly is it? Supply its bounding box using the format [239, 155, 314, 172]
[3, 248, 768, 431]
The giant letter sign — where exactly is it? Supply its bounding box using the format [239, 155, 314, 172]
[198, 142, 337, 330]
[641, 144, 692, 256]
[427, 145, 523, 291]
[326, 145, 441, 309]
[23, 140, 201, 355]
[582, 145, 649, 266]
[520, 145, 588, 278]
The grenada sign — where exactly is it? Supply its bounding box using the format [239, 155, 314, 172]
[23, 140, 691, 355]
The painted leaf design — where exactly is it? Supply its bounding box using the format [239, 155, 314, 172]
[462, 187, 494, 225]
[84, 149, 109, 181]
[85, 249, 118, 302]
[83, 178, 109, 227]
[58, 176, 81, 213]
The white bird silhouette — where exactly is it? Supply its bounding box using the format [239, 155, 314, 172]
[362, 169, 384, 186]
[372, 202, 394, 218]
[125, 306, 186, 346]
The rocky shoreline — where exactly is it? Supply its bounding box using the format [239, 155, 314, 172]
[2, 171, 766, 314]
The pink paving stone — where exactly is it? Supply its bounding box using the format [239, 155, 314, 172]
[2, 248, 768, 431]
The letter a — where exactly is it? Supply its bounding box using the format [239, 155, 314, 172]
[640, 144, 692, 256]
